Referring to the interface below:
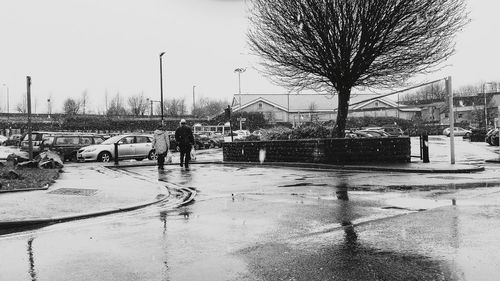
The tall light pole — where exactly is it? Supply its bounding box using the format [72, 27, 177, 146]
[159, 52, 165, 125]
[2, 84, 8, 113]
[192, 85, 196, 115]
[483, 82, 494, 129]
[234, 68, 246, 130]
[47, 99, 51, 118]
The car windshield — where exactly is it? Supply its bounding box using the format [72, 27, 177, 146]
[101, 135, 123, 144]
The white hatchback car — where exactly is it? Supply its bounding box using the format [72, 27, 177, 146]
[442, 127, 472, 137]
[77, 134, 156, 162]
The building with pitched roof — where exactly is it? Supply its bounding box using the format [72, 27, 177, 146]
[231, 93, 421, 125]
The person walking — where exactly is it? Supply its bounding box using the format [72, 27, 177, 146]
[152, 124, 170, 170]
[175, 119, 194, 169]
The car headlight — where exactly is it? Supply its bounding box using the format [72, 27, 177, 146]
[84, 148, 97, 152]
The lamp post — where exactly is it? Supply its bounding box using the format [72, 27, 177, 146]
[192, 85, 196, 115]
[483, 82, 494, 129]
[159, 52, 166, 125]
[47, 99, 51, 118]
[234, 68, 246, 130]
[2, 84, 8, 113]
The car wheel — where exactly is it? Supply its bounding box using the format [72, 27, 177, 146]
[98, 151, 112, 162]
[148, 150, 157, 160]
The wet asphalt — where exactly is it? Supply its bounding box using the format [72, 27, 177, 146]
[0, 136, 499, 280]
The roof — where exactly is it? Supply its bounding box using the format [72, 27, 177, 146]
[350, 97, 421, 112]
[232, 93, 420, 113]
[232, 93, 384, 113]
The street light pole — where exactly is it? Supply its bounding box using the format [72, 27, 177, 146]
[47, 99, 51, 118]
[192, 85, 196, 115]
[159, 52, 165, 125]
[2, 84, 8, 113]
[234, 68, 246, 130]
[482, 82, 493, 129]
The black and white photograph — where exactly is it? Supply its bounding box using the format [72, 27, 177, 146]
[1, 0, 500, 280]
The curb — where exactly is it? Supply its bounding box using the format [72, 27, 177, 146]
[108, 160, 484, 173]
[0, 192, 172, 229]
[0, 186, 49, 194]
[0, 167, 197, 229]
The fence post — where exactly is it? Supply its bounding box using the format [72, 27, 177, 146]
[114, 143, 119, 165]
[422, 132, 429, 163]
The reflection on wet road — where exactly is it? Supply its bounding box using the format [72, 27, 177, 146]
[1, 164, 500, 280]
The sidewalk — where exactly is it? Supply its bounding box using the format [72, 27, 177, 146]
[0, 164, 173, 228]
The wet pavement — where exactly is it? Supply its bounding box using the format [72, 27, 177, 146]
[0, 136, 499, 280]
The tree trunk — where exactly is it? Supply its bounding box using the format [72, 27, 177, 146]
[333, 88, 351, 138]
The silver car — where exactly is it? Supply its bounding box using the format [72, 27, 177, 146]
[77, 134, 156, 162]
[442, 127, 471, 137]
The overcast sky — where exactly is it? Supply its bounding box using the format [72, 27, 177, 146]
[0, 0, 499, 114]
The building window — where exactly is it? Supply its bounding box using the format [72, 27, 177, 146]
[374, 102, 379, 107]
[258, 103, 263, 109]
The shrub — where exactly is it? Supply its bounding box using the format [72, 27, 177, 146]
[261, 126, 293, 140]
[289, 124, 332, 139]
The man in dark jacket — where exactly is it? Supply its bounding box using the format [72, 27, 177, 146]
[175, 119, 194, 169]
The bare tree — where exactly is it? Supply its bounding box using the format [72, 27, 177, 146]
[81, 90, 89, 114]
[165, 98, 187, 117]
[454, 83, 483, 97]
[16, 96, 27, 113]
[400, 83, 446, 105]
[248, 0, 468, 137]
[308, 102, 318, 122]
[128, 93, 148, 116]
[106, 93, 128, 116]
[192, 97, 227, 118]
[63, 98, 81, 115]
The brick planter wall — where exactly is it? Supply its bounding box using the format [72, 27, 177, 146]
[223, 137, 411, 164]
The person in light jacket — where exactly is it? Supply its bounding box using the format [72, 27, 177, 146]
[152, 124, 170, 170]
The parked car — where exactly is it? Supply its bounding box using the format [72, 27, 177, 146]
[233, 130, 251, 140]
[209, 133, 224, 147]
[3, 134, 23, 146]
[77, 134, 156, 162]
[442, 127, 472, 137]
[20, 131, 66, 154]
[381, 126, 405, 136]
[193, 134, 213, 150]
[41, 134, 106, 161]
[486, 128, 499, 146]
[355, 130, 390, 137]
[0, 135, 7, 145]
